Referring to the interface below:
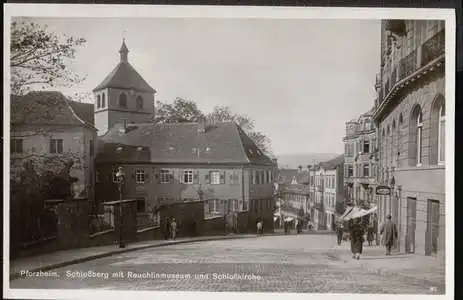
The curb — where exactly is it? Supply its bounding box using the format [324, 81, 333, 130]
[9, 234, 255, 281]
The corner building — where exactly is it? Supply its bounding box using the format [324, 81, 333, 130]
[373, 20, 445, 258]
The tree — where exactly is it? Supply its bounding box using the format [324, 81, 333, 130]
[10, 20, 86, 95]
[154, 100, 274, 156]
[154, 97, 204, 124]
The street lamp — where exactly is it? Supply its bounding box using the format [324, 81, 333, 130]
[116, 166, 126, 248]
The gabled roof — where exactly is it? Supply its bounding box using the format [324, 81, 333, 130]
[93, 61, 156, 93]
[96, 121, 274, 165]
[11, 91, 96, 129]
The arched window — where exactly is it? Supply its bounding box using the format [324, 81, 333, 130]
[438, 105, 445, 163]
[97, 95, 101, 109]
[399, 113, 404, 125]
[430, 95, 445, 165]
[101, 93, 106, 108]
[409, 105, 423, 166]
[136, 96, 143, 109]
[119, 93, 127, 108]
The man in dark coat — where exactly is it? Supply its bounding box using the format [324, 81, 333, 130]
[336, 222, 344, 245]
[349, 218, 364, 260]
[380, 214, 398, 255]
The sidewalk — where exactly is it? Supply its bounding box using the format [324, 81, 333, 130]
[9, 234, 256, 280]
[332, 242, 446, 292]
[273, 228, 335, 235]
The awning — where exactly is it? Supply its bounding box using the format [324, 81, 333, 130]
[338, 206, 377, 221]
[284, 217, 294, 222]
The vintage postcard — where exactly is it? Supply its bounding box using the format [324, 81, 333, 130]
[3, 4, 455, 300]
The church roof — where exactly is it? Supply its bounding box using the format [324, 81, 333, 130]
[96, 122, 274, 165]
[11, 91, 96, 129]
[93, 41, 156, 93]
[93, 61, 156, 93]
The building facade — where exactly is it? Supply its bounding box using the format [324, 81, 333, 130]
[10, 91, 97, 203]
[343, 109, 378, 208]
[308, 155, 344, 231]
[94, 41, 275, 232]
[373, 20, 445, 258]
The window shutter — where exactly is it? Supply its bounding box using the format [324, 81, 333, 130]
[194, 171, 199, 184]
[205, 173, 210, 184]
[220, 171, 225, 184]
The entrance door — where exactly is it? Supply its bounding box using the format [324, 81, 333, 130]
[426, 200, 440, 255]
[405, 197, 417, 253]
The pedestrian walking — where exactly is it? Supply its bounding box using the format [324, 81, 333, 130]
[380, 214, 398, 255]
[349, 218, 365, 260]
[336, 222, 344, 245]
[257, 220, 263, 236]
[163, 217, 170, 240]
[367, 223, 375, 246]
[170, 218, 177, 240]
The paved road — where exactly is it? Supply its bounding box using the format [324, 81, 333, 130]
[10, 234, 439, 294]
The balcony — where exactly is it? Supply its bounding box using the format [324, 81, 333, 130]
[421, 29, 445, 66]
[375, 29, 445, 115]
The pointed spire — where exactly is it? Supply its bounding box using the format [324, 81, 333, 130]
[119, 38, 129, 62]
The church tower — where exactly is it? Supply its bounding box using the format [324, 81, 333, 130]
[93, 39, 156, 136]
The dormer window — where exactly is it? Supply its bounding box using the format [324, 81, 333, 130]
[119, 93, 127, 108]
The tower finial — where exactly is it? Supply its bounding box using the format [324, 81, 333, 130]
[119, 37, 129, 62]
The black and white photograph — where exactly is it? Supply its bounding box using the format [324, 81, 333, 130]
[3, 4, 455, 300]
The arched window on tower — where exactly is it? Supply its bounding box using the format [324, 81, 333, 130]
[409, 105, 423, 166]
[119, 93, 127, 108]
[430, 95, 445, 165]
[136, 95, 143, 110]
[97, 95, 101, 109]
[102, 93, 106, 108]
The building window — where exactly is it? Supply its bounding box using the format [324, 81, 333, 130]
[183, 170, 193, 184]
[89, 139, 94, 157]
[209, 199, 219, 213]
[347, 165, 353, 177]
[50, 139, 63, 154]
[135, 169, 145, 184]
[11, 138, 23, 154]
[101, 93, 106, 108]
[136, 96, 143, 109]
[363, 140, 370, 153]
[136, 198, 146, 213]
[363, 164, 370, 177]
[119, 93, 127, 108]
[416, 112, 423, 165]
[160, 169, 172, 184]
[438, 106, 445, 163]
[399, 113, 404, 125]
[210, 171, 220, 184]
[97, 95, 101, 108]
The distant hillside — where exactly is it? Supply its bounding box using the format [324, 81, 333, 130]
[276, 153, 341, 169]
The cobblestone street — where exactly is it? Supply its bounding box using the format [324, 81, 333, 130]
[10, 234, 445, 294]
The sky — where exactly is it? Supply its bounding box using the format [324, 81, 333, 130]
[21, 17, 381, 155]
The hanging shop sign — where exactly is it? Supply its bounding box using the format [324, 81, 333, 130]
[375, 185, 391, 195]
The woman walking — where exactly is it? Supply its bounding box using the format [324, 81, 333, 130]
[367, 223, 375, 246]
[349, 218, 365, 260]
